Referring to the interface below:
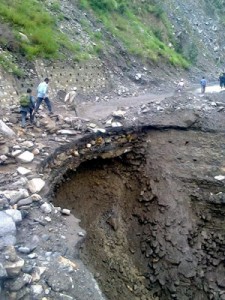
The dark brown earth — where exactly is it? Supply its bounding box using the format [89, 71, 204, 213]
[54, 120, 225, 300]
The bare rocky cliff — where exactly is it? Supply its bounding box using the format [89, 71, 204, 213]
[162, 0, 225, 74]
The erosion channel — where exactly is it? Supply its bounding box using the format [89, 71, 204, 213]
[54, 128, 225, 300]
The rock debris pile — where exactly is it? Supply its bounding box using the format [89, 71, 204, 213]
[0, 89, 225, 299]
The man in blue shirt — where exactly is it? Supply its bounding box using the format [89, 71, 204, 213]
[34, 78, 53, 115]
[200, 77, 207, 94]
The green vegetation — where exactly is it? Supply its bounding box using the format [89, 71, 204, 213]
[0, 0, 83, 60]
[50, 1, 61, 13]
[0, 0, 58, 58]
[0, 0, 189, 69]
[79, 0, 189, 68]
[0, 52, 24, 77]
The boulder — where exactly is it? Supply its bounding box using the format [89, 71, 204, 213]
[17, 167, 31, 175]
[16, 151, 34, 163]
[0, 189, 29, 205]
[27, 178, 45, 193]
[0, 212, 16, 249]
[0, 120, 15, 137]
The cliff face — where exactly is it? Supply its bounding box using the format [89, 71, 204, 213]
[162, 0, 225, 75]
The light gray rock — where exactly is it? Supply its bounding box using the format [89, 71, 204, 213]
[0, 155, 7, 161]
[0, 212, 16, 249]
[11, 177, 28, 188]
[61, 209, 71, 216]
[18, 246, 31, 254]
[57, 130, 77, 135]
[0, 189, 29, 205]
[21, 141, 34, 148]
[28, 253, 37, 259]
[12, 150, 22, 157]
[0, 212, 16, 237]
[30, 194, 42, 202]
[17, 167, 31, 175]
[59, 294, 73, 300]
[4, 273, 32, 292]
[4, 256, 24, 277]
[5, 209, 22, 223]
[92, 128, 106, 133]
[111, 122, 123, 127]
[0, 120, 15, 137]
[41, 202, 52, 214]
[31, 284, 43, 295]
[88, 123, 97, 128]
[27, 178, 45, 193]
[112, 110, 126, 118]
[17, 197, 33, 207]
[18, 32, 30, 43]
[32, 148, 40, 155]
[16, 151, 34, 163]
[0, 145, 9, 155]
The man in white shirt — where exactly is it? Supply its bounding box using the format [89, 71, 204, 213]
[34, 78, 53, 115]
[64, 87, 78, 116]
[177, 78, 184, 92]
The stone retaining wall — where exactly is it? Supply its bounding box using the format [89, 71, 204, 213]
[0, 58, 111, 109]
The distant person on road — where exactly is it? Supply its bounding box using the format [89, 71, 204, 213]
[219, 73, 225, 89]
[34, 78, 53, 115]
[20, 88, 35, 128]
[200, 76, 207, 94]
[64, 87, 78, 116]
[176, 78, 185, 93]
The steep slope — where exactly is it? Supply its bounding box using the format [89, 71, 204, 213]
[0, 0, 224, 107]
[162, 0, 225, 75]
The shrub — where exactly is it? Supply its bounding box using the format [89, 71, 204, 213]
[89, 0, 118, 11]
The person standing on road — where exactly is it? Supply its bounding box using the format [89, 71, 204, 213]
[219, 73, 223, 88]
[200, 76, 207, 94]
[177, 78, 185, 92]
[219, 73, 225, 89]
[34, 78, 53, 115]
[64, 87, 78, 116]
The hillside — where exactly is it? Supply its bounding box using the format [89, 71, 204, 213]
[0, 0, 224, 104]
[2, 2, 225, 300]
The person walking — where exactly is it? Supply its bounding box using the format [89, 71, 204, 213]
[219, 73, 223, 89]
[220, 73, 225, 89]
[20, 88, 35, 128]
[176, 78, 185, 93]
[200, 76, 207, 94]
[34, 78, 53, 115]
[64, 87, 78, 116]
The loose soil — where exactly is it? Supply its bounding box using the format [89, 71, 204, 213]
[54, 128, 225, 300]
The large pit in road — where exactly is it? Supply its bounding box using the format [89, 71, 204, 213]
[53, 129, 225, 300]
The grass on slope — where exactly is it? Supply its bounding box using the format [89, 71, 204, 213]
[79, 0, 189, 68]
[0, 0, 82, 60]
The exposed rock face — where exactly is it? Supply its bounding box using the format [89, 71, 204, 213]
[163, 0, 225, 70]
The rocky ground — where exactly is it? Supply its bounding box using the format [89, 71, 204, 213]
[1, 85, 225, 299]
